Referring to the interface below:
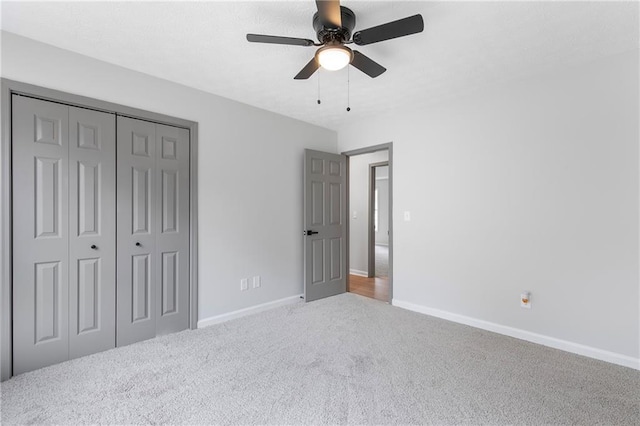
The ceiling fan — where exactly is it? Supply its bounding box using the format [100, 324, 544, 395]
[246, 0, 424, 79]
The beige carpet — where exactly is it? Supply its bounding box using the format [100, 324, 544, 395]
[1, 293, 638, 424]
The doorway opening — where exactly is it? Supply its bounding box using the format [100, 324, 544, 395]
[343, 144, 392, 303]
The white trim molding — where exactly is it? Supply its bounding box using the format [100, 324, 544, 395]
[198, 294, 303, 328]
[392, 299, 640, 371]
[349, 269, 368, 277]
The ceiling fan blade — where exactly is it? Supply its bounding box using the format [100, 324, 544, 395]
[353, 14, 424, 46]
[350, 51, 386, 78]
[316, 0, 342, 28]
[294, 57, 321, 80]
[247, 34, 315, 47]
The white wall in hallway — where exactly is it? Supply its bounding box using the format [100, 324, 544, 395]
[338, 50, 639, 360]
[375, 176, 390, 246]
[1, 32, 338, 321]
[348, 151, 388, 274]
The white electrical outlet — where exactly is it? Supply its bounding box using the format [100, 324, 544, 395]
[353, 211, 357, 219]
[252, 276, 261, 288]
[521, 292, 531, 308]
[404, 211, 411, 221]
[240, 278, 248, 291]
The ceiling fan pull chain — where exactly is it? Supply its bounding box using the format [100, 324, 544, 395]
[317, 70, 321, 105]
[346, 66, 351, 112]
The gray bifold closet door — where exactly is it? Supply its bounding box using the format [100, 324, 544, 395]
[116, 116, 190, 347]
[12, 95, 116, 375]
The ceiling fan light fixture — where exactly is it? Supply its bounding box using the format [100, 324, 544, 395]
[316, 44, 353, 71]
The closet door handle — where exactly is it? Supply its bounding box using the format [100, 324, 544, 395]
[90, 244, 97, 250]
[135, 242, 142, 247]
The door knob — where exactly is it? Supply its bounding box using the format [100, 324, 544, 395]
[90, 244, 97, 250]
[304, 230, 319, 236]
[135, 242, 142, 247]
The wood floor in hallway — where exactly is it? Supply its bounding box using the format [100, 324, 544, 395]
[349, 274, 390, 302]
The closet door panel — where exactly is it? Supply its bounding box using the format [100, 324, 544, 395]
[155, 124, 190, 335]
[12, 95, 70, 374]
[116, 117, 157, 346]
[68, 107, 116, 359]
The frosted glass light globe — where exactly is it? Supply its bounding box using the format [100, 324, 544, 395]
[317, 45, 352, 71]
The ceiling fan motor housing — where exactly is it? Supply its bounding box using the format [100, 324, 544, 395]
[313, 6, 356, 44]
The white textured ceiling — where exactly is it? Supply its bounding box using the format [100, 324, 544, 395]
[2, 1, 638, 130]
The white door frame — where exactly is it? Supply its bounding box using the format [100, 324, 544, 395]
[342, 143, 393, 302]
[0, 79, 199, 381]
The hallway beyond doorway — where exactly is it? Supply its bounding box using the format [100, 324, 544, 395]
[349, 275, 389, 302]
[343, 143, 393, 304]
[350, 245, 389, 302]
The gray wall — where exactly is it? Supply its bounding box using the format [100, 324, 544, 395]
[1, 32, 338, 322]
[348, 151, 389, 274]
[338, 50, 639, 360]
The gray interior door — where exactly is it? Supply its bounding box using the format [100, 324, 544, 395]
[12, 95, 70, 374]
[10, 92, 191, 376]
[68, 106, 116, 359]
[12, 96, 118, 374]
[303, 149, 347, 302]
[117, 117, 190, 346]
[155, 124, 190, 335]
[116, 117, 157, 346]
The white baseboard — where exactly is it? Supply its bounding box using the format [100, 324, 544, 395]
[392, 299, 640, 371]
[349, 269, 368, 277]
[198, 294, 303, 328]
